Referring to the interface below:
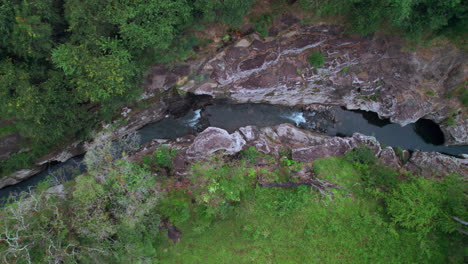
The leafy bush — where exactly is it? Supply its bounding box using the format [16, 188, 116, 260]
[0, 159, 160, 263]
[345, 146, 378, 166]
[159, 190, 191, 225]
[460, 87, 468, 105]
[251, 13, 273, 37]
[386, 175, 467, 236]
[0, 0, 255, 176]
[193, 0, 254, 26]
[307, 51, 325, 67]
[303, 0, 467, 42]
[142, 145, 178, 173]
[240, 146, 260, 165]
[190, 160, 256, 218]
[345, 146, 399, 193]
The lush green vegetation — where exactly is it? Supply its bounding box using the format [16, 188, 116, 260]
[300, 0, 467, 44]
[1, 145, 465, 263]
[0, 0, 254, 176]
[307, 51, 325, 67]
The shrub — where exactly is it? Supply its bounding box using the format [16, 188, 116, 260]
[241, 146, 259, 165]
[307, 51, 325, 67]
[142, 145, 178, 173]
[252, 13, 273, 37]
[345, 146, 378, 166]
[393, 146, 407, 163]
[83, 132, 114, 171]
[190, 160, 256, 211]
[386, 175, 467, 239]
[460, 88, 468, 106]
[193, 0, 254, 26]
[159, 190, 191, 225]
[304, 0, 467, 42]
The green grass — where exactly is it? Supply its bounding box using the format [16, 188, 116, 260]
[155, 154, 464, 263]
[1, 146, 464, 263]
[156, 186, 443, 264]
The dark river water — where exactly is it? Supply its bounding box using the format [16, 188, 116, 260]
[1, 103, 466, 200]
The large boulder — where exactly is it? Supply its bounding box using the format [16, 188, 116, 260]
[404, 151, 467, 178]
[186, 127, 246, 159]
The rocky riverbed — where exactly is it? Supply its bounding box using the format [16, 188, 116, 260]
[0, 13, 466, 191]
[132, 124, 467, 179]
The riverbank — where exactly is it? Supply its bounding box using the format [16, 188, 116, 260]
[0, 12, 466, 194]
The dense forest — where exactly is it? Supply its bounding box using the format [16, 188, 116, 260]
[0, 0, 467, 263]
[0, 0, 254, 175]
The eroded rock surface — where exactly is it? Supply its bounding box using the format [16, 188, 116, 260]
[186, 127, 246, 159]
[144, 15, 467, 145]
[404, 151, 468, 178]
[0, 167, 45, 189]
[143, 124, 466, 178]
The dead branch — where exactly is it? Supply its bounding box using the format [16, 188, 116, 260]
[260, 178, 348, 197]
[453, 216, 468, 226]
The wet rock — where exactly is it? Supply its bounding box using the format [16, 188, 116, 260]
[292, 139, 352, 162]
[37, 141, 86, 166]
[404, 151, 467, 178]
[0, 167, 45, 189]
[194, 81, 218, 96]
[443, 117, 468, 145]
[352, 133, 381, 154]
[138, 124, 463, 179]
[379, 147, 401, 169]
[116, 102, 167, 136]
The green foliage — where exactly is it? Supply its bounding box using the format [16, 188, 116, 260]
[52, 40, 138, 103]
[305, 0, 467, 42]
[240, 146, 260, 165]
[254, 185, 311, 217]
[157, 174, 464, 263]
[143, 145, 178, 173]
[345, 145, 378, 166]
[0, 159, 160, 263]
[307, 51, 325, 67]
[251, 13, 273, 37]
[386, 175, 467, 236]
[0, 0, 254, 176]
[191, 160, 256, 206]
[340, 65, 350, 73]
[159, 190, 191, 225]
[1, 149, 466, 263]
[193, 0, 254, 26]
[346, 146, 398, 193]
[393, 146, 407, 163]
[187, 160, 256, 225]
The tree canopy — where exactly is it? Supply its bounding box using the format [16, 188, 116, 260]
[0, 0, 254, 175]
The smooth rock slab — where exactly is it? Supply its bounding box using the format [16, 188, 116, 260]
[186, 127, 246, 159]
[404, 151, 467, 178]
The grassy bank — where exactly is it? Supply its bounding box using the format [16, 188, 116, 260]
[1, 143, 465, 263]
